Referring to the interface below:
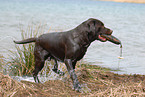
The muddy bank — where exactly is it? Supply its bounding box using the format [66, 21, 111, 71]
[1, 64, 145, 97]
[99, 0, 145, 4]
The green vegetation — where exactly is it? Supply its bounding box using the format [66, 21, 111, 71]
[0, 55, 4, 72]
[7, 23, 48, 76]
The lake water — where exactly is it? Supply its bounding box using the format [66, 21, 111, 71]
[0, 0, 145, 75]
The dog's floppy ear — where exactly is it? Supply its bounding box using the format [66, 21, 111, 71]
[87, 18, 103, 33]
[87, 20, 96, 33]
[87, 19, 98, 41]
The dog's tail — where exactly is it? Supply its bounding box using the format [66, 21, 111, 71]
[14, 38, 36, 44]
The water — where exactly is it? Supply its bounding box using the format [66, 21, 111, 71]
[0, 0, 145, 75]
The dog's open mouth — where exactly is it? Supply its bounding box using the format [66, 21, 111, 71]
[98, 35, 107, 42]
[98, 34, 121, 45]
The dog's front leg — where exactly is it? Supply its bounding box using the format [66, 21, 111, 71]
[64, 59, 81, 92]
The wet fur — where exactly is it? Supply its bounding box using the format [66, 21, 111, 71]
[14, 18, 113, 92]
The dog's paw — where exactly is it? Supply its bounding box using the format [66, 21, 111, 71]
[52, 68, 65, 76]
[75, 86, 82, 92]
[73, 83, 82, 92]
[58, 71, 65, 76]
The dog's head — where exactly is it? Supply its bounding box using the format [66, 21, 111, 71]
[84, 18, 121, 44]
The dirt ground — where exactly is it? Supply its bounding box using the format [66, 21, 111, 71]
[1, 64, 145, 97]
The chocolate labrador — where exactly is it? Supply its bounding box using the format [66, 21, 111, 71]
[14, 18, 121, 92]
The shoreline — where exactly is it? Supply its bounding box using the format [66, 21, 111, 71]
[99, 0, 145, 4]
[1, 64, 145, 96]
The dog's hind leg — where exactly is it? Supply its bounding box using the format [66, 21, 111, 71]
[52, 59, 65, 76]
[33, 46, 49, 83]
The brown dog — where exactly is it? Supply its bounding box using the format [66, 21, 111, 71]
[14, 18, 118, 92]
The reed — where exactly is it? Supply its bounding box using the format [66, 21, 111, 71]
[7, 23, 48, 76]
[0, 55, 4, 72]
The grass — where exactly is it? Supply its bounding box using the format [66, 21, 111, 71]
[6, 23, 49, 76]
[0, 55, 4, 72]
[1, 64, 145, 97]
